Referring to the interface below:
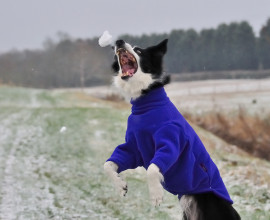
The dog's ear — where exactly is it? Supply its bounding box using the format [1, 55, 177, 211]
[155, 39, 168, 55]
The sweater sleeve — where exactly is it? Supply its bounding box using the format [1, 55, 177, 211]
[150, 124, 185, 175]
[106, 135, 143, 173]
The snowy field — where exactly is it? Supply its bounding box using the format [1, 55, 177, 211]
[166, 79, 270, 116]
[0, 82, 270, 219]
[85, 78, 270, 115]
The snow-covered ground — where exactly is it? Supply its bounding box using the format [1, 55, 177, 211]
[0, 83, 269, 219]
[84, 78, 270, 115]
[166, 79, 270, 116]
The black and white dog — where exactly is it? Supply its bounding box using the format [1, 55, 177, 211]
[104, 39, 241, 220]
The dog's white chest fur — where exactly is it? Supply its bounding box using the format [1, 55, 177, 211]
[113, 71, 154, 100]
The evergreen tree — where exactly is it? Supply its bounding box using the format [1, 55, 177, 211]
[197, 28, 216, 71]
[166, 29, 185, 72]
[258, 18, 270, 69]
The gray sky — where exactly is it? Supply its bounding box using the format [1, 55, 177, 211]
[0, 0, 270, 53]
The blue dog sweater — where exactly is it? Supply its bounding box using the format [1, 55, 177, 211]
[107, 87, 233, 203]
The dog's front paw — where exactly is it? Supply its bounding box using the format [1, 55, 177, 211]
[104, 161, 128, 197]
[147, 163, 164, 207]
[114, 175, 128, 197]
[149, 183, 164, 207]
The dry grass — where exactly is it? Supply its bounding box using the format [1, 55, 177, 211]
[184, 108, 270, 161]
[103, 93, 125, 102]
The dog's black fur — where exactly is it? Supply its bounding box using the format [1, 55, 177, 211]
[111, 39, 241, 220]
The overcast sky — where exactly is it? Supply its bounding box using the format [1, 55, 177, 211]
[0, 0, 270, 53]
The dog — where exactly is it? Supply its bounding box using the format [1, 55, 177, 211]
[104, 39, 241, 220]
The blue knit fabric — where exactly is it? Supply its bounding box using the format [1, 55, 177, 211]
[107, 87, 233, 203]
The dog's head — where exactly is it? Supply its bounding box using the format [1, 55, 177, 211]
[112, 39, 170, 100]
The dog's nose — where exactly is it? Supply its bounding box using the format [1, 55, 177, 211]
[116, 40, 125, 47]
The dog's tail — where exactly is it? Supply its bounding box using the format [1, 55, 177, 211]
[180, 192, 241, 220]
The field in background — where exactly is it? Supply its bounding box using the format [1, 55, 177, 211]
[171, 69, 270, 82]
[166, 79, 270, 161]
[85, 79, 270, 160]
[0, 81, 270, 219]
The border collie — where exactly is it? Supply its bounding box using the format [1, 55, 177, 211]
[104, 39, 241, 220]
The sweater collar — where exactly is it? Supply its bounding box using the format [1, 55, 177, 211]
[130, 87, 169, 114]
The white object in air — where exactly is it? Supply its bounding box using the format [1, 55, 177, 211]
[60, 126, 67, 133]
[98, 30, 113, 47]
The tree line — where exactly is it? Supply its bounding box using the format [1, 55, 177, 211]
[121, 19, 270, 72]
[0, 19, 270, 88]
[0, 36, 112, 88]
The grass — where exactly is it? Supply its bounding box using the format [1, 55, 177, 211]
[0, 87, 179, 219]
[184, 107, 270, 160]
[0, 86, 269, 219]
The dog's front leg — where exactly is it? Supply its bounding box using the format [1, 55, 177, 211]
[104, 161, 128, 197]
[147, 163, 164, 206]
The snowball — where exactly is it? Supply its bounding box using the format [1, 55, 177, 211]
[60, 126, 67, 133]
[98, 30, 113, 47]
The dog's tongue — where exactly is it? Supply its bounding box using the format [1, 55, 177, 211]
[122, 64, 135, 76]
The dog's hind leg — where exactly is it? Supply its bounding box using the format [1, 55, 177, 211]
[180, 193, 241, 220]
[180, 195, 200, 220]
[193, 193, 241, 220]
[182, 212, 188, 220]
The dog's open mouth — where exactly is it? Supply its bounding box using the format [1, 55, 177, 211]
[117, 48, 138, 80]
